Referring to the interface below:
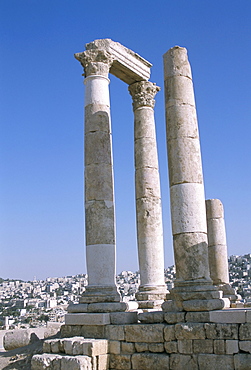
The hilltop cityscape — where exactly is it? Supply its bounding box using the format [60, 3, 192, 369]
[0, 254, 251, 330]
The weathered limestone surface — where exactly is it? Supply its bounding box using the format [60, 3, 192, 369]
[85, 38, 151, 84]
[128, 80, 167, 307]
[74, 48, 121, 308]
[163, 46, 225, 311]
[206, 199, 240, 302]
[3, 329, 39, 350]
[32, 310, 251, 369]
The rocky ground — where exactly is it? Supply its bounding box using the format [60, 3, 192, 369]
[0, 340, 43, 369]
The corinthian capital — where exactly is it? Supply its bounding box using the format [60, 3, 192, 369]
[74, 49, 114, 77]
[128, 81, 160, 110]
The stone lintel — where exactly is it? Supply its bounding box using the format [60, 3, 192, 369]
[85, 38, 152, 84]
[65, 313, 110, 325]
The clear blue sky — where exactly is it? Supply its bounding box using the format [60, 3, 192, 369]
[0, 1, 250, 281]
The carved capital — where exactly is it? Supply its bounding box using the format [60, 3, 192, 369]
[74, 49, 114, 77]
[128, 81, 160, 110]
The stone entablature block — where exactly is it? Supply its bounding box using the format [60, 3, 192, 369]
[85, 39, 152, 84]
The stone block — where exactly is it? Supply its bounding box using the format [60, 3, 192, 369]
[205, 323, 238, 339]
[109, 354, 131, 370]
[60, 325, 82, 338]
[135, 167, 161, 199]
[164, 325, 176, 341]
[225, 340, 239, 354]
[210, 309, 246, 323]
[165, 104, 198, 140]
[183, 298, 225, 312]
[81, 324, 106, 339]
[177, 339, 193, 354]
[138, 311, 164, 323]
[51, 340, 60, 354]
[214, 340, 225, 354]
[164, 341, 178, 353]
[234, 354, 251, 370]
[165, 75, 195, 107]
[65, 313, 110, 326]
[85, 203, 115, 246]
[168, 137, 203, 186]
[239, 323, 251, 340]
[31, 354, 62, 369]
[246, 309, 251, 322]
[64, 339, 74, 355]
[82, 339, 108, 356]
[85, 163, 113, 203]
[97, 354, 109, 370]
[163, 46, 192, 79]
[170, 184, 207, 235]
[43, 340, 52, 353]
[110, 312, 138, 324]
[134, 108, 156, 139]
[162, 299, 183, 312]
[164, 312, 185, 324]
[135, 342, 149, 352]
[125, 324, 164, 343]
[149, 342, 164, 352]
[84, 104, 111, 134]
[60, 355, 92, 370]
[185, 311, 210, 322]
[197, 354, 234, 369]
[239, 340, 251, 353]
[121, 341, 135, 354]
[135, 137, 159, 169]
[72, 340, 85, 355]
[136, 299, 164, 309]
[85, 131, 112, 166]
[131, 353, 169, 370]
[193, 339, 213, 353]
[106, 325, 125, 341]
[169, 354, 198, 370]
[109, 340, 121, 354]
[87, 302, 127, 313]
[3, 329, 39, 351]
[175, 323, 205, 339]
[85, 38, 151, 85]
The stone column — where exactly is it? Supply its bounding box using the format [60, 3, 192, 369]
[74, 49, 123, 309]
[206, 199, 239, 302]
[129, 81, 167, 309]
[163, 46, 227, 311]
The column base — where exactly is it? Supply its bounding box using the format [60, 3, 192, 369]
[79, 285, 121, 304]
[216, 283, 242, 303]
[162, 280, 230, 312]
[68, 301, 129, 313]
[136, 284, 167, 301]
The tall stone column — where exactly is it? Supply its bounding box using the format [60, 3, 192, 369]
[206, 199, 239, 302]
[129, 81, 167, 309]
[74, 49, 122, 308]
[163, 46, 227, 311]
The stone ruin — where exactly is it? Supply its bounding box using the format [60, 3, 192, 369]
[32, 39, 251, 370]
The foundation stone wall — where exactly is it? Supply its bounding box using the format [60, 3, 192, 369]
[32, 310, 251, 369]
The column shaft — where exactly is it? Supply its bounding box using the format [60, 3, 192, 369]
[163, 46, 226, 311]
[129, 81, 167, 307]
[75, 49, 121, 304]
[206, 199, 239, 301]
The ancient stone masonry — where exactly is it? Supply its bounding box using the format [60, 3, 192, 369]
[206, 199, 240, 303]
[74, 48, 122, 310]
[162, 46, 228, 312]
[71, 39, 167, 314]
[32, 310, 251, 369]
[31, 40, 251, 369]
[129, 81, 167, 308]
